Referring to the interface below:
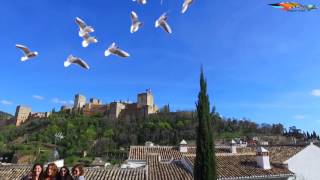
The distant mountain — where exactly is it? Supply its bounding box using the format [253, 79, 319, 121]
[0, 111, 14, 120]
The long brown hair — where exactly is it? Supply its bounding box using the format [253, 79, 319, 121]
[31, 163, 44, 180]
[71, 164, 84, 176]
[45, 163, 58, 178]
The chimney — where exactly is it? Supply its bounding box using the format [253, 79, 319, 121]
[145, 141, 154, 147]
[231, 139, 237, 154]
[256, 147, 271, 170]
[179, 139, 188, 153]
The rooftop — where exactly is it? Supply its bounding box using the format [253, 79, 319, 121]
[266, 145, 306, 164]
[147, 154, 193, 180]
[184, 155, 294, 180]
[0, 144, 306, 180]
[128, 145, 254, 160]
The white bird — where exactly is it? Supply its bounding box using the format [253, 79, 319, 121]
[133, 0, 147, 5]
[155, 13, 172, 34]
[15, 44, 38, 61]
[104, 42, 130, 58]
[130, 11, 143, 33]
[81, 33, 98, 48]
[182, 0, 193, 14]
[75, 17, 95, 37]
[64, 55, 90, 70]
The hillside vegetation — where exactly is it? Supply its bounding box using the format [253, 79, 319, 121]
[0, 111, 13, 120]
[0, 109, 314, 165]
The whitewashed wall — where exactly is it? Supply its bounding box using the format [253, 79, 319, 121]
[285, 144, 320, 180]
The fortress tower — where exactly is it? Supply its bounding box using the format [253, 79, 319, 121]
[15, 105, 32, 127]
[109, 102, 126, 119]
[137, 89, 158, 115]
[137, 89, 154, 108]
[90, 98, 102, 105]
[74, 94, 86, 112]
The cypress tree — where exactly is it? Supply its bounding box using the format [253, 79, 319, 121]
[312, 131, 317, 139]
[194, 69, 217, 180]
[307, 132, 310, 140]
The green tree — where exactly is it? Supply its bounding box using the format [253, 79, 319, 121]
[104, 129, 114, 138]
[194, 69, 217, 180]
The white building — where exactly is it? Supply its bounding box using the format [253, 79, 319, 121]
[285, 143, 320, 180]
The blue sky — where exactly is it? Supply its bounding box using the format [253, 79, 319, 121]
[0, 0, 320, 133]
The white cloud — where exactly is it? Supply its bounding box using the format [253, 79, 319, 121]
[32, 95, 44, 100]
[51, 98, 70, 105]
[293, 115, 305, 120]
[51, 98, 74, 105]
[0, 100, 13, 106]
[311, 89, 320, 97]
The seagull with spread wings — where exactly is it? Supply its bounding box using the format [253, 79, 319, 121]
[15, 44, 38, 61]
[133, 0, 147, 5]
[155, 13, 172, 34]
[104, 42, 130, 58]
[75, 17, 95, 37]
[81, 33, 98, 48]
[130, 11, 143, 33]
[64, 55, 90, 70]
[182, 0, 193, 13]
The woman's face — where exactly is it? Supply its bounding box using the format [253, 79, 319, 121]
[73, 168, 80, 177]
[60, 168, 67, 177]
[47, 165, 55, 176]
[34, 165, 42, 176]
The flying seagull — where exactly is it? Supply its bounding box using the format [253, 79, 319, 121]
[75, 17, 94, 37]
[182, 0, 193, 13]
[15, 44, 38, 61]
[64, 55, 90, 70]
[133, 0, 147, 5]
[130, 11, 143, 33]
[155, 13, 172, 34]
[104, 42, 130, 58]
[81, 33, 98, 48]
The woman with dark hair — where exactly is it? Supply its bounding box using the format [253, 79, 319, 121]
[71, 164, 85, 180]
[57, 166, 73, 180]
[44, 163, 58, 180]
[21, 163, 44, 180]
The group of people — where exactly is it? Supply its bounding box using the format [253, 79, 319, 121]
[22, 163, 85, 180]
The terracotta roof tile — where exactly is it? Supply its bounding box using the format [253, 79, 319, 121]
[0, 145, 303, 180]
[147, 155, 193, 180]
[128, 146, 238, 160]
[266, 145, 306, 163]
[183, 155, 294, 179]
[129, 146, 182, 161]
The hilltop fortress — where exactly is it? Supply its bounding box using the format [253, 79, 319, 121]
[14, 90, 158, 127]
[14, 106, 51, 127]
[62, 89, 158, 119]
